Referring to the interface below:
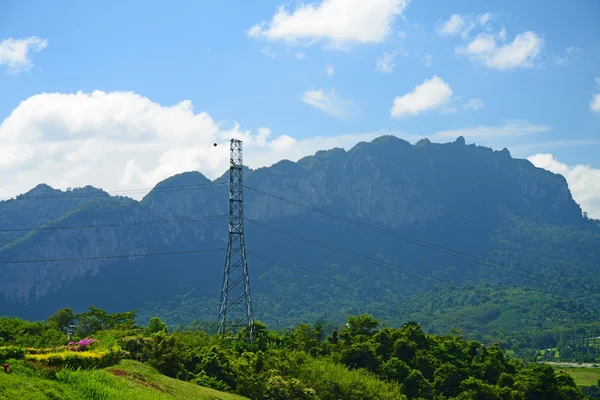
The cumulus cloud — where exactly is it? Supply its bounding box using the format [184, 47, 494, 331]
[0, 90, 373, 200]
[391, 76, 453, 118]
[0, 36, 47, 74]
[326, 64, 334, 76]
[456, 30, 543, 69]
[464, 98, 484, 110]
[247, 0, 410, 48]
[301, 89, 352, 118]
[529, 154, 600, 219]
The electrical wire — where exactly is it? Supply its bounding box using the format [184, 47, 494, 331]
[244, 185, 555, 284]
[0, 248, 225, 265]
[247, 250, 364, 294]
[245, 218, 462, 288]
[0, 215, 227, 233]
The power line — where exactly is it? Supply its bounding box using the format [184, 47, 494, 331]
[247, 250, 365, 294]
[0, 215, 228, 233]
[0, 248, 224, 265]
[246, 218, 462, 288]
[1, 182, 226, 202]
[244, 185, 554, 284]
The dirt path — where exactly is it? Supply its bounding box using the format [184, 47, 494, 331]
[542, 361, 600, 368]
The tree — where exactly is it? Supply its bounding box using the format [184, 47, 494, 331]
[343, 314, 380, 339]
[145, 317, 168, 335]
[47, 308, 75, 333]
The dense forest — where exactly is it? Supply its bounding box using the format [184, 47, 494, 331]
[1, 307, 595, 399]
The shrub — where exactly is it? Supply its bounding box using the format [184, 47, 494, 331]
[118, 335, 154, 362]
[0, 345, 25, 361]
[25, 345, 122, 369]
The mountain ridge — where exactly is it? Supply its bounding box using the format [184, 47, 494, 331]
[0, 135, 598, 333]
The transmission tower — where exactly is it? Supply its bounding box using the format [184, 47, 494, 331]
[217, 139, 256, 340]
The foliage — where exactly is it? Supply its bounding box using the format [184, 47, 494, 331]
[0, 307, 593, 399]
[0, 359, 246, 400]
[0, 345, 25, 361]
[74, 306, 139, 337]
[25, 345, 122, 369]
[145, 317, 169, 335]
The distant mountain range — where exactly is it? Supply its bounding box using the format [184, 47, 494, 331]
[1, 135, 599, 339]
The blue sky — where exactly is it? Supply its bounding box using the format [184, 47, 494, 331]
[0, 0, 599, 215]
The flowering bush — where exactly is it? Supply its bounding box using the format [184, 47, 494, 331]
[25, 345, 122, 369]
[23, 339, 99, 355]
[64, 339, 98, 352]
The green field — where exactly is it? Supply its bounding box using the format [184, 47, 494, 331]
[0, 359, 246, 400]
[555, 367, 600, 387]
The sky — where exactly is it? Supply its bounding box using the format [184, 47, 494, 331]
[0, 0, 599, 217]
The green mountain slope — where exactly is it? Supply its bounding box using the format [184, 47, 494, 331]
[0, 184, 112, 247]
[0, 135, 599, 347]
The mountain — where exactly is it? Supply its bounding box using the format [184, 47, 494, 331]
[1, 135, 599, 343]
[0, 184, 111, 247]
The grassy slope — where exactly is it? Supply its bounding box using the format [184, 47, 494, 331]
[0, 359, 246, 400]
[556, 367, 600, 387]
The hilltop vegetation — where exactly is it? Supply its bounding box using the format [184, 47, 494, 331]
[0, 307, 592, 399]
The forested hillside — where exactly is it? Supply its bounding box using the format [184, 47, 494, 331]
[0, 135, 599, 355]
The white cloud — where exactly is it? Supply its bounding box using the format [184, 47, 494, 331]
[422, 53, 432, 68]
[0, 90, 369, 199]
[554, 46, 583, 65]
[247, 0, 411, 48]
[438, 13, 491, 39]
[566, 46, 583, 55]
[260, 46, 276, 59]
[592, 94, 600, 112]
[479, 13, 492, 26]
[376, 52, 396, 74]
[327, 64, 334, 76]
[456, 30, 543, 69]
[391, 76, 453, 118]
[464, 98, 484, 110]
[528, 154, 600, 219]
[296, 52, 306, 60]
[439, 14, 465, 36]
[301, 89, 352, 118]
[433, 121, 548, 139]
[592, 77, 600, 112]
[0, 36, 47, 74]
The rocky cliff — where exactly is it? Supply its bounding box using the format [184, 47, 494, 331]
[0, 135, 596, 321]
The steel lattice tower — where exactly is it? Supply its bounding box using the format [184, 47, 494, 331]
[217, 139, 255, 340]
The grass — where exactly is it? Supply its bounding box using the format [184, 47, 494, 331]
[555, 367, 600, 387]
[0, 359, 247, 400]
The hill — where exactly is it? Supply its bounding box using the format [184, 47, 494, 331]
[0, 135, 599, 351]
[0, 359, 246, 400]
